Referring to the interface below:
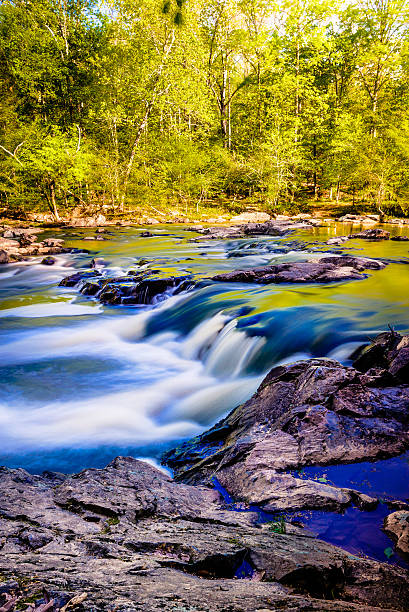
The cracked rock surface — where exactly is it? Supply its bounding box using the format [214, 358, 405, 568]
[164, 332, 409, 517]
[1, 456, 408, 611]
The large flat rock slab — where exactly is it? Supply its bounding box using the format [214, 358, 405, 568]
[1, 456, 408, 611]
[212, 255, 386, 284]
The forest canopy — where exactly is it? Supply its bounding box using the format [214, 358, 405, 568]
[1, 0, 409, 220]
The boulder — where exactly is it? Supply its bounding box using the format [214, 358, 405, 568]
[390, 236, 409, 241]
[0, 457, 407, 611]
[326, 236, 349, 245]
[68, 214, 106, 227]
[352, 330, 409, 384]
[0, 228, 70, 264]
[41, 256, 56, 265]
[212, 255, 385, 285]
[59, 270, 102, 287]
[338, 214, 379, 225]
[384, 511, 409, 556]
[188, 219, 312, 240]
[42, 238, 65, 247]
[349, 228, 390, 240]
[0, 250, 9, 264]
[164, 332, 409, 516]
[77, 272, 194, 305]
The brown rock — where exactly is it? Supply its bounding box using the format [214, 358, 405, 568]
[384, 511, 409, 556]
[349, 228, 390, 240]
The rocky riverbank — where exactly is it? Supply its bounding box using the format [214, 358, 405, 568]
[164, 331, 409, 554]
[0, 226, 72, 264]
[1, 332, 409, 611]
[0, 455, 408, 612]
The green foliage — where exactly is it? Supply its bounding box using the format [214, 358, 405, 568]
[267, 515, 286, 534]
[1, 0, 409, 218]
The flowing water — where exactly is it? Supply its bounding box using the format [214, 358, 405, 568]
[1, 221, 409, 565]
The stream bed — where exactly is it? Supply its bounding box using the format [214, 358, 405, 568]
[1, 220, 408, 567]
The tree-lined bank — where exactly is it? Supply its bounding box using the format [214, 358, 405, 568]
[1, 0, 409, 221]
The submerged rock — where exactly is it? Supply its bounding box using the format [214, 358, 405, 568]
[41, 256, 56, 265]
[164, 332, 409, 517]
[212, 255, 385, 285]
[0, 457, 407, 611]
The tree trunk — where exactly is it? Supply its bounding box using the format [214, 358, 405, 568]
[313, 142, 318, 200]
[49, 181, 60, 221]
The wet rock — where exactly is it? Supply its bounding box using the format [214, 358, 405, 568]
[326, 236, 349, 245]
[41, 256, 56, 265]
[90, 257, 105, 268]
[59, 270, 102, 287]
[0, 250, 9, 264]
[353, 331, 409, 384]
[80, 281, 101, 296]
[212, 255, 385, 285]
[164, 335, 409, 516]
[0, 457, 407, 611]
[349, 228, 390, 240]
[384, 511, 409, 556]
[391, 235, 409, 241]
[77, 272, 194, 306]
[189, 219, 312, 240]
[140, 231, 153, 237]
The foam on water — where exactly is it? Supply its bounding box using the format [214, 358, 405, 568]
[0, 295, 265, 450]
[1, 223, 409, 468]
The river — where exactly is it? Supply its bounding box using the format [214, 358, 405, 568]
[1, 220, 409, 564]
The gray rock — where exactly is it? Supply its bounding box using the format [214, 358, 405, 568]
[349, 228, 390, 240]
[0, 458, 407, 611]
[188, 220, 312, 241]
[164, 333, 409, 516]
[353, 331, 409, 384]
[212, 255, 385, 285]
